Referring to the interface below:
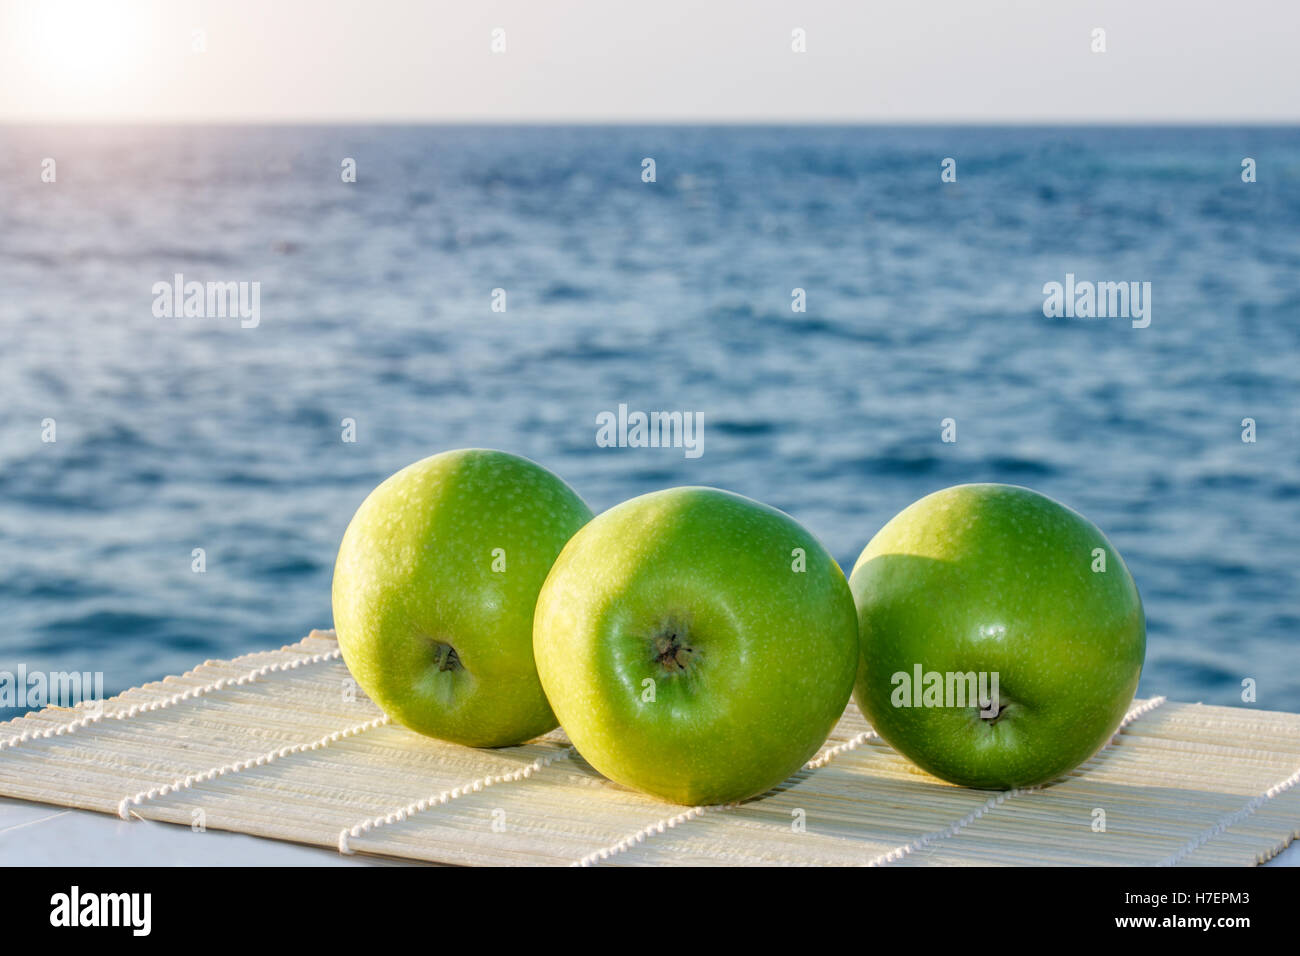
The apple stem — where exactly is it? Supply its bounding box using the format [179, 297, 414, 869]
[432, 642, 463, 673]
[980, 701, 1009, 725]
[652, 632, 695, 672]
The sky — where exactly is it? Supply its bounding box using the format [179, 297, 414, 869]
[0, 0, 1297, 124]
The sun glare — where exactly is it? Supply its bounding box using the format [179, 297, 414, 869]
[15, 0, 150, 95]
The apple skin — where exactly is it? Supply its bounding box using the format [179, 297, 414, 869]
[533, 487, 859, 806]
[332, 449, 593, 747]
[850, 483, 1145, 790]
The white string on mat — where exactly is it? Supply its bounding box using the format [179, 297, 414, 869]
[117, 714, 391, 820]
[864, 695, 1168, 867]
[573, 806, 713, 867]
[1, 647, 344, 752]
[806, 729, 880, 769]
[571, 728, 882, 866]
[337, 746, 576, 855]
[1157, 761, 1300, 867]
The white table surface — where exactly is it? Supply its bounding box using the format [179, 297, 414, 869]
[0, 796, 399, 866]
[1, 795, 1294, 867]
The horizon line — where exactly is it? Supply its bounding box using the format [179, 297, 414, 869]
[3, 118, 1299, 128]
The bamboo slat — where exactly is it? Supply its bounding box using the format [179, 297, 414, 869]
[1, 631, 1296, 866]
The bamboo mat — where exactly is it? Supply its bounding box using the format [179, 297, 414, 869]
[2, 631, 1297, 866]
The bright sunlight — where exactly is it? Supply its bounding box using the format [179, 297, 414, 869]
[6, 0, 155, 101]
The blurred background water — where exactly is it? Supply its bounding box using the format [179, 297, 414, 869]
[0, 124, 1297, 714]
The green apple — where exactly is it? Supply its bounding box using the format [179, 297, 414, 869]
[850, 483, 1145, 789]
[533, 487, 859, 805]
[332, 449, 592, 747]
